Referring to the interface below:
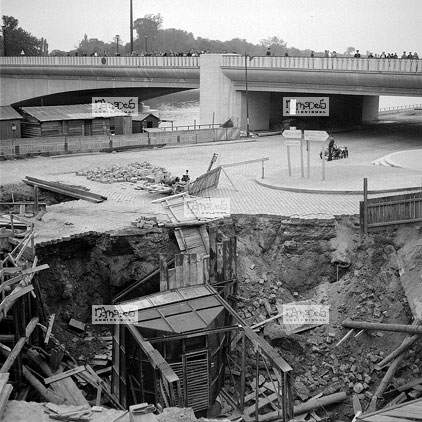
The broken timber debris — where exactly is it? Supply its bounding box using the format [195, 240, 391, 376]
[23, 176, 107, 203]
[343, 319, 422, 334]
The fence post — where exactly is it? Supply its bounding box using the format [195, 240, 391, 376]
[363, 178, 368, 234]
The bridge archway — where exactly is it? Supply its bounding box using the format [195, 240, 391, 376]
[8, 87, 195, 108]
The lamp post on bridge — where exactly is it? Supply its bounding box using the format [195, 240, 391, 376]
[244, 53, 251, 137]
[2, 26, 6, 57]
[115, 34, 120, 56]
[129, 0, 133, 55]
[144, 36, 148, 53]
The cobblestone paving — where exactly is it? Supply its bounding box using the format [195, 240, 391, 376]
[1, 128, 421, 234]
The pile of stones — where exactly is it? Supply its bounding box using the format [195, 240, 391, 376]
[76, 161, 171, 184]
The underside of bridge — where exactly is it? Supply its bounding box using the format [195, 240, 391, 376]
[243, 92, 379, 131]
[8, 87, 194, 108]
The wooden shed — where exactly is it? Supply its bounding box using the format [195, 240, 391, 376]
[0, 106, 23, 140]
[19, 104, 130, 138]
[132, 112, 160, 134]
[112, 284, 231, 414]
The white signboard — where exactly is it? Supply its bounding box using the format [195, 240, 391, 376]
[304, 130, 329, 142]
[283, 97, 329, 116]
[282, 129, 302, 139]
[284, 140, 301, 147]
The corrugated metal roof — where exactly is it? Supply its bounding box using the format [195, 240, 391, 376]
[0, 106, 23, 121]
[21, 103, 127, 122]
[119, 284, 224, 334]
[131, 112, 160, 121]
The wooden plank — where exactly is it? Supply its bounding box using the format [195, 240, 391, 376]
[168, 268, 176, 290]
[159, 255, 168, 292]
[0, 317, 39, 373]
[398, 377, 422, 392]
[244, 392, 279, 416]
[360, 415, 403, 422]
[181, 254, 188, 287]
[175, 254, 184, 288]
[0, 285, 34, 312]
[198, 225, 209, 254]
[196, 255, 204, 285]
[0, 383, 13, 419]
[221, 157, 269, 169]
[44, 313, 56, 344]
[189, 254, 197, 286]
[44, 366, 87, 385]
[23, 180, 104, 203]
[216, 242, 224, 283]
[209, 227, 217, 284]
[25, 176, 107, 200]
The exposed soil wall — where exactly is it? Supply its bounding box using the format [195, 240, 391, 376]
[35, 227, 179, 322]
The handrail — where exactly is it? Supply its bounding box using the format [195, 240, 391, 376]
[222, 55, 422, 73]
[379, 104, 422, 112]
[0, 55, 200, 67]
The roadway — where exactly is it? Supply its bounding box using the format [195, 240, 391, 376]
[0, 115, 421, 243]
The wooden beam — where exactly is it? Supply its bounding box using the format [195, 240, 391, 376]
[44, 366, 87, 385]
[24, 176, 107, 200]
[343, 320, 422, 334]
[44, 313, 56, 344]
[124, 323, 179, 384]
[221, 157, 269, 169]
[0, 317, 39, 374]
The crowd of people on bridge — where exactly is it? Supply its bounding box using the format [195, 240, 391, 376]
[68, 48, 420, 59]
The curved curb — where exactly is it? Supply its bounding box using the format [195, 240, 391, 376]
[255, 177, 422, 195]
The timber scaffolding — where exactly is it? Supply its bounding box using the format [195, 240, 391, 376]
[0, 214, 126, 420]
[112, 226, 295, 421]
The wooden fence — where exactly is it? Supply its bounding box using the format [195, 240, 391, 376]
[188, 166, 222, 195]
[360, 179, 422, 233]
[0, 128, 240, 159]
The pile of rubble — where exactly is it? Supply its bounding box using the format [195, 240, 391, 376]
[131, 216, 159, 229]
[76, 162, 170, 184]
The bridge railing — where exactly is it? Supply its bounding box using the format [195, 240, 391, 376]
[223, 55, 422, 73]
[0, 56, 200, 67]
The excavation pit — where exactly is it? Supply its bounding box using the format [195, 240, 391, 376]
[27, 214, 422, 420]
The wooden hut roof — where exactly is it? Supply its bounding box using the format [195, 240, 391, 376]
[20, 104, 127, 122]
[131, 112, 160, 122]
[0, 106, 23, 121]
[120, 284, 224, 334]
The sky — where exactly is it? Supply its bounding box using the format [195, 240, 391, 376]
[1, 0, 422, 54]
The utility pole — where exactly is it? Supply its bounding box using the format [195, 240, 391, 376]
[245, 53, 250, 137]
[2, 26, 7, 57]
[130, 0, 133, 55]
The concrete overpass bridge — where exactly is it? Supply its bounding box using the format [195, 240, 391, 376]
[1, 54, 421, 130]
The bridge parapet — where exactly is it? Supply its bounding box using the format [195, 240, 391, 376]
[0, 55, 199, 67]
[223, 55, 422, 73]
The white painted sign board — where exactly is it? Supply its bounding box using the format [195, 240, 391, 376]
[284, 140, 301, 146]
[304, 130, 329, 142]
[282, 130, 302, 139]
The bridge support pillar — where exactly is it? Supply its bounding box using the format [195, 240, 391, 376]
[241, 91, 270, 131]
[199, 54, 241, 127]
[362, 95, 379, 123]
